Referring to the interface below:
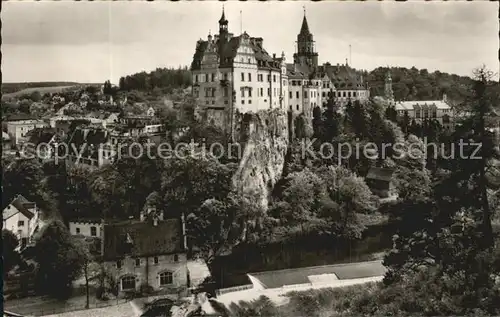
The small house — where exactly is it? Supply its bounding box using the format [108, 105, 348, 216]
[101, 212, 189, 294]
[69, 218, 102, 238]
[365, 167, 396, 198]
[2, 195, 42, 250]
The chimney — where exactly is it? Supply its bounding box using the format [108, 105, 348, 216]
[273, 53, 276, 59]
[254, 37, 263, 48]
[443, 93, 448, 103]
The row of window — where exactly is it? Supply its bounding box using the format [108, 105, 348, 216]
[243, 73, 280, 83]
[195, 73, 229, 83]
[289, 90, 320, 99]
[195, 74, 368, 97]
[241, 87, 281, 98]
[288, 102, 318, 112]
[116, 255, 179, 269]
[195, 72, 285, 84]
[75, 226, 98, 236]
[415, 110, 438, 118]
[202, 88, 359, 100]
[121, 271, 173, 290]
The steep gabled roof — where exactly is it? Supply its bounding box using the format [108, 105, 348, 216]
[102, 218, 184, 260]
[191, 33, 280, 71]
[191, 40, 209, 71]
[3, 195, 36, 220]
[366, 167, 395, 183]
[319, 64, 365, 90]
[68, 127, 109, 148]
[25, 128, 57, 145]
[286, 63, 309, 79]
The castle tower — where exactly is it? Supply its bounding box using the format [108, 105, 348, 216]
[293, 7, 319, 70]
[385, 69, 394, 103]
[218, 6, 229, 52]
[219, 7, 228, 36]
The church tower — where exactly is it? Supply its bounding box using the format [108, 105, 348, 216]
[293, 8, 319, 70]
[385, 69, 394, 103]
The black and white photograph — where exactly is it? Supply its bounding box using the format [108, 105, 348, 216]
[1, 1, 499, 316]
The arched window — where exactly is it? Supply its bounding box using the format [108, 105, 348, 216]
[121, 276, 136, 291]
[159, 271, 173, 286]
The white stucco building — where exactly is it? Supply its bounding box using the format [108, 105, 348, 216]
[394, 97, 454, 128]
[68, 219, 102, 238]
[6, 119, 47, 145]
[190, 8, 370, 132]
[2, 195, 42, 250]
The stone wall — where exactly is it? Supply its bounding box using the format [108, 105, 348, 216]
[104, 253, 188, 292]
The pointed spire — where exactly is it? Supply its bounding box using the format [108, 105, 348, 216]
[300, 6, 310, 35]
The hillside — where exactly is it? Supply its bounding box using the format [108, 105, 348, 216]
[1, 82, 83, 94]
[366, 66, 482, 105]
[1, 82, 103, 98]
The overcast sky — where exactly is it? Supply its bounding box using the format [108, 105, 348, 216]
[2, 1, 498, 84]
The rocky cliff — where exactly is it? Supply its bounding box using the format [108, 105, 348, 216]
[231, 109, 289, 210]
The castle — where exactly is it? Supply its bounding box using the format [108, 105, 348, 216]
[190, 8, 370, 132]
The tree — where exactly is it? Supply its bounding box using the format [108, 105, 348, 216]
[19, 99, 32, 114]
[317, 165, 378, 239]
[312, 106, 323, 139]
[30, 91, 42, 102]
[3, 229, 20, 274]
[273, 168, 326, 234]
[385, 105, 397, 122]
[322, 93, 342, 141]
[34, 220, 86, 299]
[187, 193, 244, 267]
[383, 67, 500, 312]
[162, 146, 237, 219]
[345, 100, 368, 139]
[74, 239, 101, 308]
[2, 159, 56, 212]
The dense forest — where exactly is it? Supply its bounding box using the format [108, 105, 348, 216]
[118, 67, 192, 92]
[365, 66, 476, 104]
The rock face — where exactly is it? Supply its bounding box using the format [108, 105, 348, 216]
[232, 109, 289, 210]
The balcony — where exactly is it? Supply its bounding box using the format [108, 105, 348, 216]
[220, 79, 229, 86]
